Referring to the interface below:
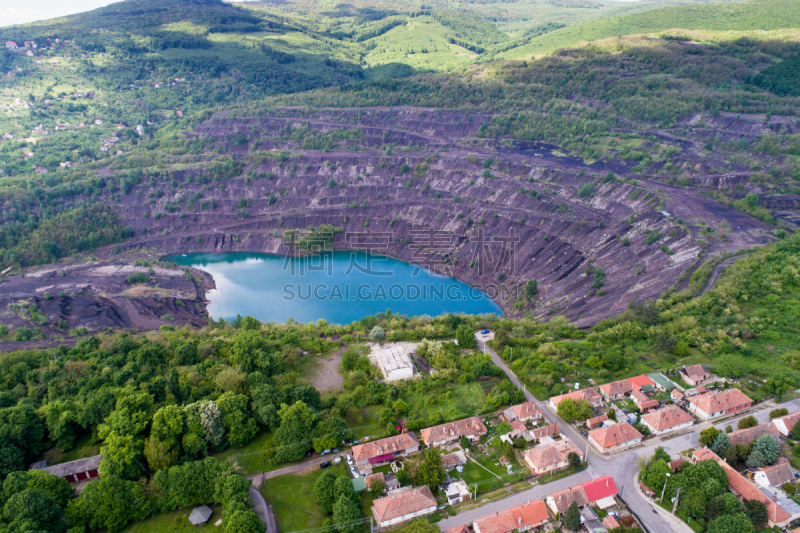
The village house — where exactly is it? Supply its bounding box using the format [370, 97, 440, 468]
[549, 388, 603, 409]
[523, 423, 559, 443]
[671, 389, 684, 402]
[364, 473, 386, 492]
[680, 364, 711, 387]
[352, 433, 419, 467]
[628, 375, 656, 391]
[34, 166, 48, 174]
[729, 422, 780, 447]
[692, 449, 792, 527]
[640, 406, 694, 436]
[588, 422, 643, 453]
[586, 414, 609, 429]
[522, 437, 583, 475]
[420, 416, 487, 447]
[546, 485, 588, 516]
[442, 450, 467, 470]
[24, 41, 36, 49]
[472, 500, 550, 533]
[599, 379, 632, 401]
[687, 389, 753, 420]
[631, 390, 649, 407]
[580, 476, 619, 509]
[5, 41, 18, 51]
[371, 486, 438, 527]
[34, 454, 101, 483]
[773, 411, 800, 437]
[94, 119, 104, 125]
[508, 419, 527, 437]
[502, 402, 543, 423]
[753, 462, 794, 488]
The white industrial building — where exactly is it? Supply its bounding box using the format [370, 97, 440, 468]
[368, 342, 418, 381]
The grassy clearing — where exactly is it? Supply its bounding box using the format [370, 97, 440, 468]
[54, 433, 101, 464]
[212, 430, 276, 475]
[262, 463, 349, 532]
[119, 505, 223, 533]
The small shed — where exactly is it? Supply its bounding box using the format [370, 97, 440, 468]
[188, 505, 213, 526]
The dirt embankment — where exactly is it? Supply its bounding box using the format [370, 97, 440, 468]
[0, 107, 777, 339]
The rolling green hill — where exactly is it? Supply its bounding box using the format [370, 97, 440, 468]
[496, 0, 800, 59]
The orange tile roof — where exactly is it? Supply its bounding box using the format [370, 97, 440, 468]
[509, 402, 542, 420]
[372, 486, 437, 522]
[586, 414, 609, 428]
[352, 433, 419, 463]
[442, 526, 471, 533]
[640, 400, 660, 411]
[365, 472, 385, 489]
[692, 449, 791, 524]
[628, 375, 656, 390]
[550, 388, 602, 406]
[420, 417, 487, 444]
[642, 407, 694, 432]
[523, 437, 581, 471]
[603, 516, 620, 530]
[688, 389, 753, 415]
[599, 379, 632, 397]
[474, 501, 549, 533]
[588, 422, 643, 448]
[631, 390, 649, 404]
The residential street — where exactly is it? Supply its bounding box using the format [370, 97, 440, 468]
[250, 337, 798, 533]
[471, 338, 791, 533]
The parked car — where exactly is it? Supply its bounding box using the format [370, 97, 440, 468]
[320, 461, 331, 469]
[481, 330, 490, 334]
[333, 457, 342, 465]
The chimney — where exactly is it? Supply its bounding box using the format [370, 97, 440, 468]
[518, 517, 522, 527]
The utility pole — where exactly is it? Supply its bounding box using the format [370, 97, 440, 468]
[672, 487, 681, 514]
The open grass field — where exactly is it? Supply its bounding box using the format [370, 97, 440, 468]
[119, 505, 223, 533]
[262, 463, 349, 532]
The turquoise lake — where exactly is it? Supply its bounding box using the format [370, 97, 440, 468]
[165, 252, 503, 324]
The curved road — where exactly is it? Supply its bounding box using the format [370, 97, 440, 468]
[701, 254, 746, 295]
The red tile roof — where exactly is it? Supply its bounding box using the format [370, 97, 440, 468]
[372, 486, 437, 522]
[442, 526, 471, 533]
[550, 388, 602, 406]
[352, 434, 419, 463]
[588, 423, 643, 448]
[509, 419, 527, 434]
[603, 516, 620, 530]
[688, 389, 753, 416]
[628, 375, 656, 391]
[579, 477, 618, 502]
[474, 501, 550, 533]
[631, 390, 649, 404]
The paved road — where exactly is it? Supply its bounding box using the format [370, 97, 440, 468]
[476, 338, 712, 533]
[249, 487, 273, 533]
[701, 254, 746, 295]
